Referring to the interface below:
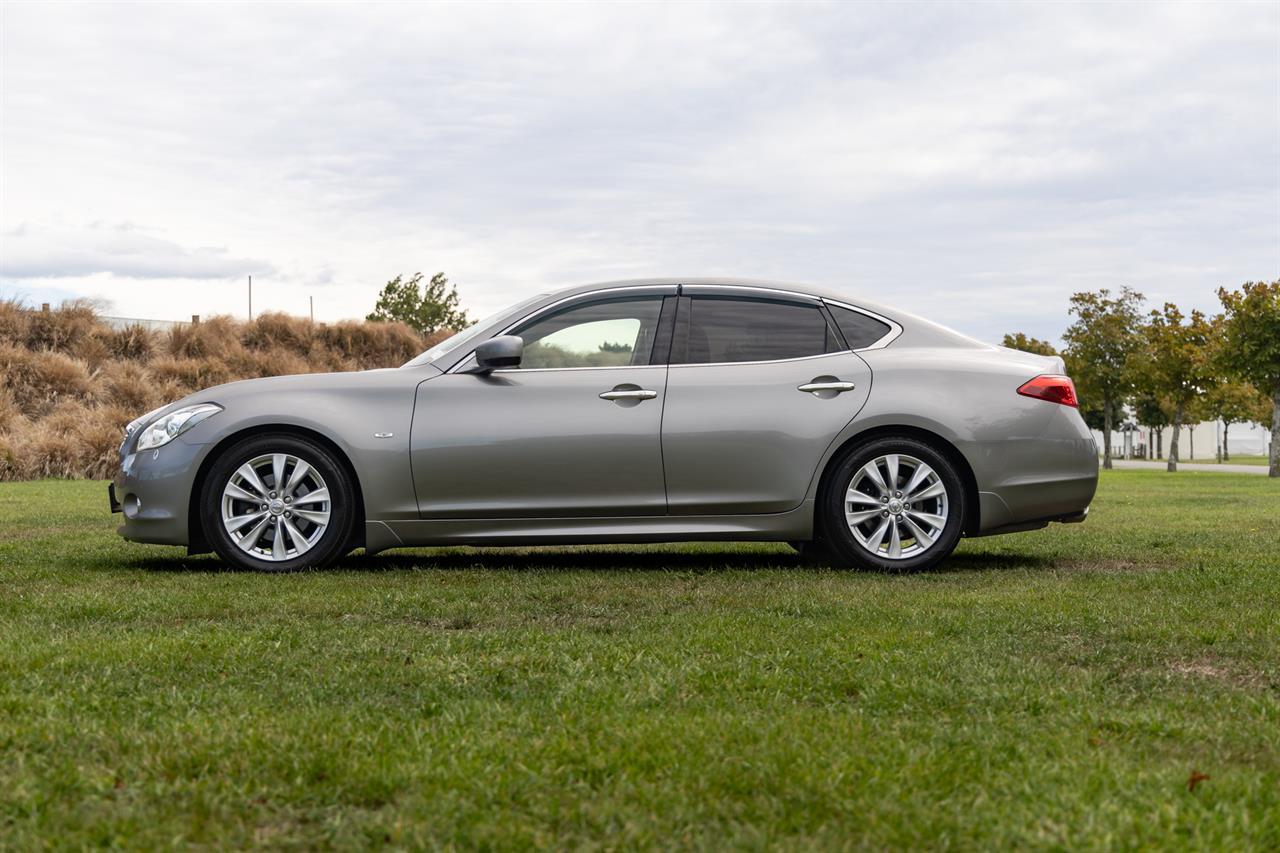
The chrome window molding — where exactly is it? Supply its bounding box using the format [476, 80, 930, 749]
[821, 298, 904, 351]
[492, 364, 667, 374]
[677, 284, 902, 353]
[667, 350, 856, 370]
[445, 282, 902, 374]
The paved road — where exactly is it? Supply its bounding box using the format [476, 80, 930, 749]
[1108, 459, 1270, 475]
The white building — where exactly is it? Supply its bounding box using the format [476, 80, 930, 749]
[1091, 420, 1272, 461]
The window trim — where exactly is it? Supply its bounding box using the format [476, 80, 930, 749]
[445, 282, 903, 373]
[820, 298, 902, 351]
[669, 291, 846, 367]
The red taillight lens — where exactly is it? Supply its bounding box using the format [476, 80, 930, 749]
[1017, 374, 1079, 407]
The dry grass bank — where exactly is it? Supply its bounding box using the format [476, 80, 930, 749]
[0, 300, 446, 480]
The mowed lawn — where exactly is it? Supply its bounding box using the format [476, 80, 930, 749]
[1, 472, 1277, 849]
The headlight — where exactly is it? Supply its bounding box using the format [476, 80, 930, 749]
[125, 405, 167, 438]
[136, 404, 223, 451]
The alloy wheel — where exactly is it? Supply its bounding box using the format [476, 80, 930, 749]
[844, 453, 949, 560]
[220, 453, 331, 562]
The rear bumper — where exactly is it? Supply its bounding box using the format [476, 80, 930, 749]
[971, 505, 1089, 538]
[968, 405, 1099, 534]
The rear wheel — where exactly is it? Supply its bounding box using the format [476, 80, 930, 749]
[819, 436, 966, 572]
[201, 434, 356, 572]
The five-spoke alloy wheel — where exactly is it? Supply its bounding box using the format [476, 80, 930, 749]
[819, 436, 965, 571]
[202, 434, 355, 571]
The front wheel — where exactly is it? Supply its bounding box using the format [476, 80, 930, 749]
[819, 437, 966, 572]
[201, 434, 356, 572]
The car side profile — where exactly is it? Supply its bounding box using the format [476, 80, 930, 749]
[111, 279, 1098, 572]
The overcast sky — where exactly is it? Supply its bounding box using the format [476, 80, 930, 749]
[1, 1, 1276, 344]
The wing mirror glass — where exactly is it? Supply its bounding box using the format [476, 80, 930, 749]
[472, 335, 523, 372]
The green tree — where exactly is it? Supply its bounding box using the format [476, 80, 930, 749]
[1203, 380, 1269, 461]
[1131, 393, 1172, 459]
[367, 272, 469, 336]
[1062, 287, 1145, 469]
[1216, 281, 1280, 476]
[1000, 333, 1057, 357]
[1137, 304, 1216, 472]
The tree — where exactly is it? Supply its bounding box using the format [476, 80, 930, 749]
[1000, 333, 1057, 357]
[1202, 380, 1269, 461]
[1216, 281, 1280, 476]
[1131, 393, 1172, 459]
[1062, 287, 1145, 469]
[1137, 303, 1216, 472]
[367, 272, 469, 336]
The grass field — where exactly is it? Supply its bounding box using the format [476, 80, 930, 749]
[1, 471, 1278, 849]
[1195, 454, 1270, 466]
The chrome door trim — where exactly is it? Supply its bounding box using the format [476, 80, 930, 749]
[599, 389, 659, 401]
[798, 381, 857, 393]
[667, 350, 854, 370]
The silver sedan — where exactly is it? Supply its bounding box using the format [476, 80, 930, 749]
[111, 279, 1098, 572]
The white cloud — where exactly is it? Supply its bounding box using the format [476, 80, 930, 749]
[0, 222, 268, 279]
[0, 1, 1276, 343]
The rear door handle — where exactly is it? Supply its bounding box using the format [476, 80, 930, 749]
[599, 389, 658, 401]
[798, 381, 856, 394]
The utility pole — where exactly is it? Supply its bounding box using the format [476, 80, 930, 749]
[248, 275, 253, 320]
[309, 295, 314, 323]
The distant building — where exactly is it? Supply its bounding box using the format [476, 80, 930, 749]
[1091, 420, 1271, 461]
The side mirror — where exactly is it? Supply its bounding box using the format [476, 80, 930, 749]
[472, 335, 523, 372]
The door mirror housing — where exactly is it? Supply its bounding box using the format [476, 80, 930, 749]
[472, 335, 523, 372]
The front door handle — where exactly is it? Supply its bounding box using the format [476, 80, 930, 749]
[798, 380, 856, 394]
[599, 388, 658, 401]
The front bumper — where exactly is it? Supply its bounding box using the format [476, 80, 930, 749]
[113, 439, 206, 546]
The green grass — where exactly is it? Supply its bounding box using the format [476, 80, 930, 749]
[1, 471, 1277, 849]
[1193, 454, 1270, 466]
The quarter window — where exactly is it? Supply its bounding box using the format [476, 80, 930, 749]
[827, 304, 892, 349]
[510, 297, 664, 369]
[678, 297, 840, 364]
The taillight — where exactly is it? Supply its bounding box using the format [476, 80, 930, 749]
[1017, 374, 1079, 407]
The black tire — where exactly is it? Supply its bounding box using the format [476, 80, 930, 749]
[201, 433, 356, 572]
[819, 436, 966, 572]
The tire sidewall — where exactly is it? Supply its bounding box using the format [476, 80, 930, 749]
[820, 437, 966, 572]
[201, 434, 354, 572]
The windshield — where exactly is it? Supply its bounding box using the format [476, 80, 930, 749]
[401, 293, 547, 367]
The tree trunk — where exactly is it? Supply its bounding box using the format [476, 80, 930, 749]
[1190, 426, 1194, 462]
[1270, 384, 1280, 478]
[1223, 422, 1230, 462]
[1157, 429, 1163, 459]
[1102, 400, 1113, 470]
[1168, 402, 1183, 473]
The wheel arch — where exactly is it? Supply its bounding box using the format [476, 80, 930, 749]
[814, 424, 981, 539]
[187, 424, 367, 555]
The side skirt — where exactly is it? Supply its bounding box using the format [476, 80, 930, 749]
[365, 501, 815, 555]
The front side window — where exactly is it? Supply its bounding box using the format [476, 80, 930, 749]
[678, 297, 840, 364]
[511, 297, 664, 369]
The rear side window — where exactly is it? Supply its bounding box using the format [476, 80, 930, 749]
[677, 297, 840, 364]
[827, 304, 892, 349]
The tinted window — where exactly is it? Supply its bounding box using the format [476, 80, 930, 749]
[511, 297, 664, 369]
[828, 304, 892, 349]
[679, 297, 839, 364]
